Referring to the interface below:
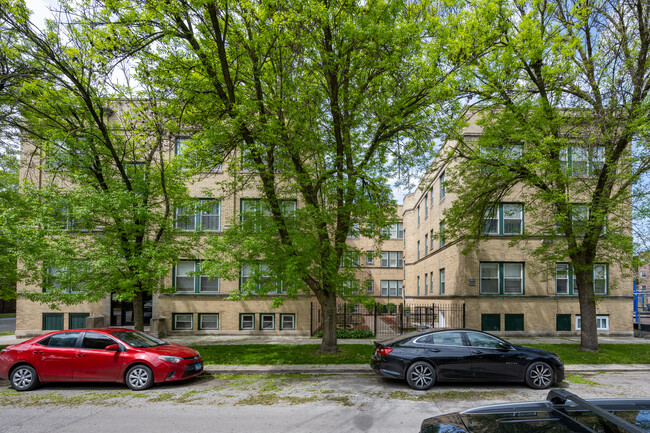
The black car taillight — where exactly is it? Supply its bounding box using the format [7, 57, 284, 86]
[376, 348, 393, 356]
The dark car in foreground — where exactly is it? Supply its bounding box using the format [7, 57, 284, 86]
[421, 389, 650, 433]
[371, 329, 564, 390]
[0, 328, 203, 391]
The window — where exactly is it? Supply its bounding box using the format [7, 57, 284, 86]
[416, 330, 464, 346]
[483, 203, 523, 235]
[82, 332, 118, 349]
[430, 273, 434, 296]
[439, 269, 445, 295]
[381, 251, 403, 268]
[366, 252, 374, 265]
[176, 200, 221, 232]
[175, 261, 220, 293]
[199, 314, 219, 330]
[44, 263, 87, 294]
[45, 332, 81, 347]
[641, 271, 647, 278]
[365, 280, 374, 294]
[467, 330, 503, 348]
[481, 314, 500, 331]
[555, 263, 608, 295]
[260, 314, 275, 330]
[439, 171, 445, 200]
[576, 315, 609, 331]
[564, 146, 605, 177]
[384, 222, 404, 239]
[42, 313, 64, 331]
[439, 222, 446, 248]
[241, 198, 296, 231]
[424, 273, 428, 295]
[241, 263, 285, 294]
[424, 194, 429, 219]
[173, 313, 193, 330]
[417, 276, 420, 295]
[505, 314, 524, 331]
[430, 229, 434, 251]
[417, 205, 421, 226]
[424, 234, 428, 256]
[480, 262, 524, 295]
[69, 313, 89, 329]
[556, 314, 571, 331]
[240, 314, 255, 330]
[380, 280, 403, 297]
[280, 314, 295, 331]
[417, 241, 420, 260]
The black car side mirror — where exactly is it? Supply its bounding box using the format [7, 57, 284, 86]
[498, 342, 512, 351]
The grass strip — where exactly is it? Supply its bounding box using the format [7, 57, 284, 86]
[193, 344, 373, 365]
[192, 343, 650, 365]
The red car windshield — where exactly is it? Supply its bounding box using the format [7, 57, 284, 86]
[111, 330, 169, 348]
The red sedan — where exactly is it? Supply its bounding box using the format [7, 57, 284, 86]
[0, 328, 203, 391]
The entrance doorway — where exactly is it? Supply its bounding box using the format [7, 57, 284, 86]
[110, 294, 152, 327]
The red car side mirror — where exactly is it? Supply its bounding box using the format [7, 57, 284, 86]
[105, 344, 121, 351]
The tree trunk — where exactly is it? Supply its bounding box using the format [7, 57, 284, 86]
[575, 269, 599, 352]
[318, 289, 339, 353]
[133, 291, 144, 331]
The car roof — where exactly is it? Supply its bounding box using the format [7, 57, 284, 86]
[376, 329, 494, 346]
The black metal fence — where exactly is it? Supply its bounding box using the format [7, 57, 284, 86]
[310, 302, 465, 337]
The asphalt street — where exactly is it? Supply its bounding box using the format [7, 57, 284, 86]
[0, 318, 15, 334]
[0, 370, 648, 432]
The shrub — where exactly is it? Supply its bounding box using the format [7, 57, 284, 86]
[313, 329, 374, 339]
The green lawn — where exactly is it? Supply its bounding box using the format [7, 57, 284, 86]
[527, 344, 650, 365]
[0, 313, 15, 319]
[194, 344, 372, 365]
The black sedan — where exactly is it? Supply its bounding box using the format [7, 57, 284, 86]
[421, 389, 650, 433]
[370, 329, 564, 390]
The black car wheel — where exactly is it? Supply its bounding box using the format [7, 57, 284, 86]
[406, 361, 436, 390]
[10, 365, 40, 391]
[125, 364, 154, 391]
[525, 361, 554, 389]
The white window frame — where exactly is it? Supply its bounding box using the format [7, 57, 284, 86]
[175, 260, 220, 294]
[240, 314, 255, 330]
[260, 313, 275, 331]
[280, 314, 295, 331]
[576, 315, 609, 331]
[381, 251, 403, 268]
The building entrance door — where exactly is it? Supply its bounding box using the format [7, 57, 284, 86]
[110, 295, 152, 327]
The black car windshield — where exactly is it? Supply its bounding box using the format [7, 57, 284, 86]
[111, 330, 169, 348]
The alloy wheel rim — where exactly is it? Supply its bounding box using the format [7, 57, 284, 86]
[410, 364, 433, 388]
[531, 365, 552, 387]
[129, 368, 149, 389]
[13, 368, 33, 389]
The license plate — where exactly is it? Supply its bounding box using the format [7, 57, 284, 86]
[195, 362, 203, 371]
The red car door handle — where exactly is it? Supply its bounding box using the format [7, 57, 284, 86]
[76, 353, 86, 357]
[472, 350, 483, 354]
[32, 351, 43, 355]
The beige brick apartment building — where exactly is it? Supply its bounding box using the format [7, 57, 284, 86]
[15, 122, 634, 337]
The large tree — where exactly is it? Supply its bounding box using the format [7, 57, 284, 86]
[438, 0, 649, 351]
[0, 0, 196, 330]
[98, 0, 451, 351]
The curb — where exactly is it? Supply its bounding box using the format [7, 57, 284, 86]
[203, 364, 650, 375]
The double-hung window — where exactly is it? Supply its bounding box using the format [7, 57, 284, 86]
[575, 315, 609, 331]
[439, 222, 446, 248]
[381, 251, 403, 268]
[480, 262, 524, 295]
[241, 198, 296, 231]
[562, 146, 605, 177]
[439, 269, 446, 295]
[241, 263, 286, 294]
[439, 171, 446, 200]
[174, 260, 220, 293]
[483, 203, 523, 235]
[176, 200, 221, 232]
[380, 280, 403, 297]
[556, 263, 608, 295]
[384, 222, 404, 239]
